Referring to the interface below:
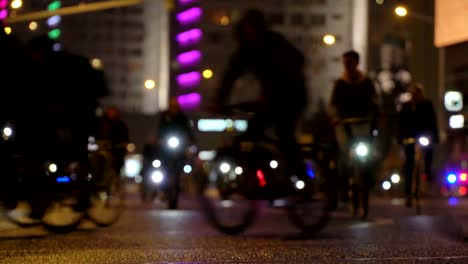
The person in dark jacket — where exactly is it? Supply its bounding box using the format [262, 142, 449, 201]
[97, 106, 129, 173]
[213, 9, 308, 181]
[398, 83, 438, 207]
[329, 50, 380, 219]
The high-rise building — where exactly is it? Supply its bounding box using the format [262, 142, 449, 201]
[12, 0, 170, 115]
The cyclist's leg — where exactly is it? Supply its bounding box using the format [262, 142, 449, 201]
[424, 147, 434, 183]
[404, 144, 415, 206]
[233, 110, 269, 145]
[275, 115, 308, 182]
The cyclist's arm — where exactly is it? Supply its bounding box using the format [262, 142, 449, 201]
[215, 51, 246, 104]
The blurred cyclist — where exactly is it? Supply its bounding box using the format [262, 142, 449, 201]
[213, 9, 308, 184]
[329, 50, 380, 219]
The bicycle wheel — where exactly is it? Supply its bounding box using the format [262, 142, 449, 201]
[197, 155, 257, 235]
[87, 153, 124, 227]
[87, 172, 124, 227]
[287, 164, 330, 234]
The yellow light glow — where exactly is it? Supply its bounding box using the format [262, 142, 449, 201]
[4, 27, 12, 35]
[29, 21, 38, 31]
[127, 143, 136, 153]
[395, 6, 408, 17]
[11, 0, 22, 9]
[91, 58, 103, 69]
[145, 79, 156, 90]
[323, 34, 336, 45]
[220, 15, 230, 26]
[203, 69, 213, 79]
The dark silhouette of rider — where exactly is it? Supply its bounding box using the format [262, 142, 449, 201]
[96, 106, 130, 173]
[398, 83, 438, 207]
[329, 50, 380, 219]
[214, 9, 308, 181]
[156, 98, 195, 146]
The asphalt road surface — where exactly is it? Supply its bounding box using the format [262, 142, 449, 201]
[1, 184, 468, 264]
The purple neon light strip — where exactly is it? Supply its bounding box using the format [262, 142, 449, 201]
[178, 93, 201, 109]
[176, 28, 202, 47]
[177, 71, 201, 88]
[176, 7, 202, 26]
[178, 0, 198, 5]
[0, 0, 7, 9]
[0, 9, 7, 20]
[177, 50, 202, 67]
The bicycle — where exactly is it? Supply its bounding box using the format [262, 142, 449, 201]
[195, 103, 331, 235]
[403, 136, 431, 215]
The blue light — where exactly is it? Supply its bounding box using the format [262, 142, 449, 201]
[56, 176, 70, 183]
[447, 173, 457, 184]
[306, 162, 315, 179]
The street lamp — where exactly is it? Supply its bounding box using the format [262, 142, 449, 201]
[395, 6, 408, 17]
[29, 21, 38, 31]
[323, 34, 336, 45]
[145, 79, 156, 90]
[202, 69, 213, 79]
[11, 0, 22, 9]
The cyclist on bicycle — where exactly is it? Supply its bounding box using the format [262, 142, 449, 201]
[398, 83, 438, 207]
[212, 9, 308, 184]
[96, 106, 130, 174]
[329, 50, 380, 219]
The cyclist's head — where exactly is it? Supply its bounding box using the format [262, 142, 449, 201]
[409, 83, 425, 102]
[342, 50, 360, 73]
[105, 105, 120, 120]
[26, 35, 55, 63]
[235, 9, 267, 45]
[168, 97, 181, 115]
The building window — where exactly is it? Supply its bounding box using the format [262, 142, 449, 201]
[268, 12, 284, 26]
[309, 14, 326, 26]
[331, 14, 343, 20]
[208, 10, 231, 26]
[207, 31, 224, 44]
[291, 13, 304, 26]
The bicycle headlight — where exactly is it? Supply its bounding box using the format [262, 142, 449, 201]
[151, 170, 164, 184]
[418, 136, 430, 147]
[2, 125, 13, 140]
[167, 136, 180, 149]
[219, 162, 231, 174]
[355, 142, 369, 158]
[48, 163, 58, 173]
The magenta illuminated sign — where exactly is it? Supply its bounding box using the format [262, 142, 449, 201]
[177, 50, 202, 67]
[177, 93, 201, 109]
[0, 10, 7, 20]
[179, 0, 198, 5]
[177, 71, 201, 88]
[0, 0, 8, 8]
[176, 7, 202, 25]
[176, 28, 202, 47]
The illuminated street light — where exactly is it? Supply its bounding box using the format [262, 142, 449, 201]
[395, 6, 408, 17]
[4, 26, 11, 35]
[11, 0, 22, 9]
[323, 34, 336, 45]
[144, 79, 156, 90]
[29, 21, 38, 31]
[91, 58, 103, 69]
[220, 15, 230, 26]
[202, 69, 213, 79]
